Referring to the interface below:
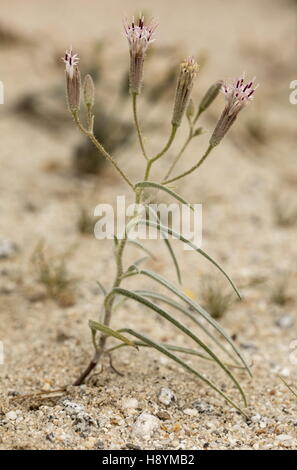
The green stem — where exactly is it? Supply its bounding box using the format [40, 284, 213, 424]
[164, 106, 204, 182]
[150, 124, 177, 164]
[163, 144, 214, 185]
[73, 237, 127, 386]
[164, 129, 192, 181]
[73, 112, 134, 190]
[193, 107, 202, 125]
[132, 93, 148, 161]
[144, 124, 178, 182]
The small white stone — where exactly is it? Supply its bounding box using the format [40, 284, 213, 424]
[158, 387, 175, 406]
[276, 434, 292, 442]
[62, 400, 85, 415]
[0, 239, 18, 259]
[121, 398, 138, 409]
[192, 400, 214, 414]
[183, 408, 198, 417]
[132, 412, 160, 440]
[275, 315, 294, 329]
[6, 411, 18, 421]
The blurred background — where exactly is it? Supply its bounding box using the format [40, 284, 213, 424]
[0, 0, 296, 299]
[0, 0, 297, 449]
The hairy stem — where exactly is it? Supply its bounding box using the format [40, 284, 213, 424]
[132, 93, 148, 160]
[73, 237, 127, 386]
[73, 111, 134, 189]
[163, 144, 214, 185]
[144, 125, 178, 182]
[164, 129, 192, 181]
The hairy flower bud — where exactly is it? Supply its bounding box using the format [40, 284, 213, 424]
[63, 48, 81, 112]
[198, 80, 223, 114]
[66, 67, 81, 112]
[172, 57, 199, 127]
[83, 74, 95, 110]
[124, 16, 157, 95]
[210, 74, 258, 147]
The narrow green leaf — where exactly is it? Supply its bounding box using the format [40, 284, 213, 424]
[137, 219, 242, 300]
[144, 204, 182, 284]
[127, 239, 156, 260]
[127, 256, 149, 271]
[136, 289, 240, 366]
[113, 287, 247, 405]
[89, 320, 136, 348]
[106, 339, 246, 369]
[135, 181, 194, 211]
[279, 376, 297, 399]
[119, 328, 248, 417]
[138, 269, 251, 376]
[96, 280, 107, 295]
[164, 239, 181, 284]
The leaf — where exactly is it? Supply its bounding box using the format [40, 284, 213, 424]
[163, 239, 181, 284]
[106, 338, 246, 369]
[136, 289, 240, 366]
[127, 256, 149, 271]
[279, 376, 297, 399]
[144, 204, 181, 284]
[119, 328, 248, 417]
[137, 219, 241, 300]
[127, 239, 156, 260]
[113, 287, 247, 405]
[134, 181, 194, 210]
[137, 269, 251, 376]
[89, 320, 136, 348]
[96, 280, 107, 295]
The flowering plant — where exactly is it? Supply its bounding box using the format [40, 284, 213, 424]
[63, 15, 257, 416]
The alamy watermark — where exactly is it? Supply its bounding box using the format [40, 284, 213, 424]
[94, 197, 202, 250]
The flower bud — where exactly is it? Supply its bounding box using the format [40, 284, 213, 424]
[172, 57, 199, 127]
[193, 126, 203, 137]
[63, 48, 81, 112]
[66, 67, 81, 112]
[83, 74, 95, 110]
[198, 80, 222, 113]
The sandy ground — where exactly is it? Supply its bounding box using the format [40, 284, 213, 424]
[0, 0, 297, 450]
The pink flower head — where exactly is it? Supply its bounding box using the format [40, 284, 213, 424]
[210, 73, 258, 147]
[124, 15, 157, 56]
[222, 74, 258, 117]
[124, 15, 157, 94]
[63, 47, 80, 80]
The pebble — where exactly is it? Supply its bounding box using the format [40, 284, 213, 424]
[183, 408, 198, 417]
[275, 315, 294, 329]
[276, 434, 292, 442]
[192, 400, 214, 414]
[61, 399, 97, 432]
[62, 400, 85, 415]
[0, 240, 18, 259]
[5, 411, 18, 421]
[157, 387, 175, 406]
[156, 410, 171, 421]
[0, 281, 16, 294]
[132, 412, 160, 440]
[121, 398, 138, 409]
